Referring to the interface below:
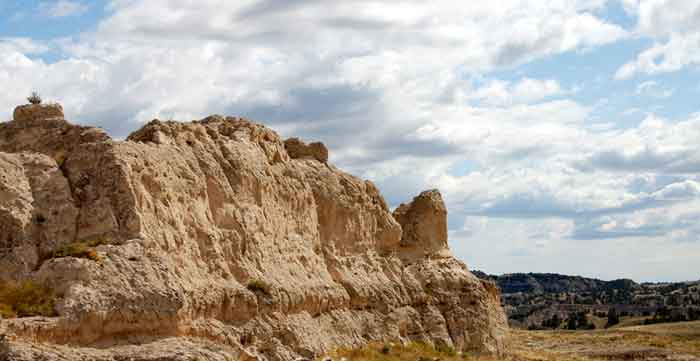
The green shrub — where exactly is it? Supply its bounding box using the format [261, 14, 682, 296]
[0, 280, 56, 318]
[435, 342, 457, 357]
[0, 303, 13, 318]
[247, 279, 271, 296]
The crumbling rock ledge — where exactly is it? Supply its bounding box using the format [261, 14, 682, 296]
[0, 103, 508, 361]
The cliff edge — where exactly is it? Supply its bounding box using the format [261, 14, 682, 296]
[0, 103, 507, 360]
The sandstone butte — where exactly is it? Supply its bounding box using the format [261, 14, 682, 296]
[0, 103, 508, 361]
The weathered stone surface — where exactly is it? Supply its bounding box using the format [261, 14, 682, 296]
[393, 189, 451, 261]
[0, 105, 508, 360]
[1, 105, 109, 166]
[284, 137, 329, 163]
[0, 153, 78, 280]
[12, 103, 64, 123]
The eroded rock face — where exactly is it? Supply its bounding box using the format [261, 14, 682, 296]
[393, 189, 451, 261]
[1, 104, 110, 164]
[0, 153, 78, 280]
[12, 103, 65, 123]
[0, 104, 507, 361]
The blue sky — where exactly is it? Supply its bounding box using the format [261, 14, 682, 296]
[0, 1, 105, 39]
[1, 0, 699, 282]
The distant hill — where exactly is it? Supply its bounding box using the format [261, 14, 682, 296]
[474, 271, 638, 300]
[474, 271, 700, 329]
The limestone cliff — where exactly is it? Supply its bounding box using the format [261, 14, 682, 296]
[0, 104, 507, 361]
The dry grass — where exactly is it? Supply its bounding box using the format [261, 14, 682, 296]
[323, 322, 700, 361]
[509, 321, 700, 360]
[44, 238, 108, 263]
[609, 316, 651, 329]
[323, 342, 500, 361]
[0, 280, 57, 318]
[622, 320, 700, 338]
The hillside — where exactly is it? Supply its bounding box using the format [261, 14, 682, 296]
[0, 103, 507, 361]
[474, 271, 700, 329]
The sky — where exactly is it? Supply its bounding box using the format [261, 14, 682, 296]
[1, 0, 699, 282]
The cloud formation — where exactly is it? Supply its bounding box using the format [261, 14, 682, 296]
[616, 0, 700, 79]
[0, 0, 698, 281]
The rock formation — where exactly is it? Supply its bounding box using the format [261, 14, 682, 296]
[0, 103, 507, 360]
[12, 103, 65, 123]
[283, 137, 329, 163]
[393, 190, 452, 261]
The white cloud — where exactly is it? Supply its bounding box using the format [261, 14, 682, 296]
[635, 80, 674, 98]
[634, 0, 700, 37]
[579, 114, 700, 173]
[90, 1, 628, 72]
[615, 1, 700, 78]
[466, 78, 563, 106]
[38, 1, 89, 18]
[2, 0, 699, 281]
[456, 215, 700, 281]
[0, 37, 50, 55]
[617, 32, 700, 79]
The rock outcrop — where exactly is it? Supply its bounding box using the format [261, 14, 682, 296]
[0, 103, 507, 360]
[283, 137, 329, 163]
[12, 103, 65, 123]
[393, 190, 451, 261]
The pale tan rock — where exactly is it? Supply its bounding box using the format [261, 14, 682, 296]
[393, 189, 451, 261]
[13, 103, 64, 123]
[1, 104, 109, 167]
[0, 152, 78, 280]
[0, 104, 508, 361]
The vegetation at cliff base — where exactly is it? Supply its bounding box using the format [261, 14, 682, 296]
[0, 280, 56, 318]
[324, 342, 479, 361]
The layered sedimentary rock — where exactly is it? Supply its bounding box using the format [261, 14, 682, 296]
[0, 104, 507, 360]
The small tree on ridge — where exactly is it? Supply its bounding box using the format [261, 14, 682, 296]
[27, 92, 42, 105]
